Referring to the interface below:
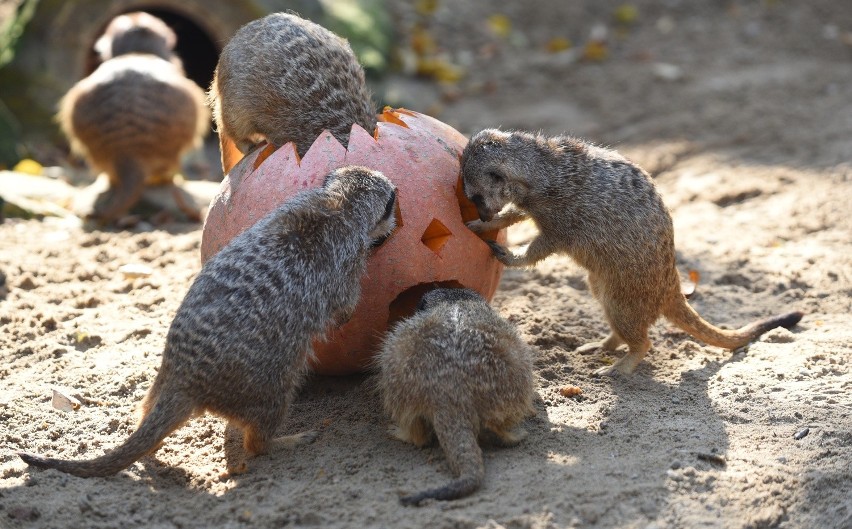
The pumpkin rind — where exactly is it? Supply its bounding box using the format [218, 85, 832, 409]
[201, 109, 506, 374]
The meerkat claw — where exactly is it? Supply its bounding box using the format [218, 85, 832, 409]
[594, 365, 619, 377]
[485, 240, 510, 261]
[466, 219, 486, 233]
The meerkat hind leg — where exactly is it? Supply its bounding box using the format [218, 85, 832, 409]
[224, 420, 250, 475]
[575, 332, 625, 355]
[593, 294, 653, 375]
[484, 426, 528, 448]
[391, 416, 433, 447]
[225, 417, 317, 475]
[595, 340, 651, 376]
[91, 171, 146, 221]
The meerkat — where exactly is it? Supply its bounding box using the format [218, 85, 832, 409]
[207, 12, 376, 159]
[376, 287, 537, 506]
[19, 166, 398, 477]
[58, 11, 209, 222]
[461, 129, 804, 376]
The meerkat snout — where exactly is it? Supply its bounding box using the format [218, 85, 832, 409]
[323, 166, 398, 248]
[460, 130, 518, 222]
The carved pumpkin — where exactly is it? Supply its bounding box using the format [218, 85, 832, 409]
[201, 108, 506, 375]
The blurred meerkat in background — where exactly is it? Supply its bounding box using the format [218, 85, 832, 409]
[58, 11, 209, 222]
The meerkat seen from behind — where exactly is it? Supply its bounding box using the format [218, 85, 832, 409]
[208, 12, 376, 159]
[19, 166, 398, 477]
[377, 287, 537, 506]
[461, 129, 803, 376]
[59, 12, 209, 222]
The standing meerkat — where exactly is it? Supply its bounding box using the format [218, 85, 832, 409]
[461, 129, 803, 376]
[59, 12, 209, 222]
[208, 12, 377, 159]
[19, 166, 398, 477]
[377, 287, 537, 506]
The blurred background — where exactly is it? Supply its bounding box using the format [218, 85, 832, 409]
[1, 0, 850, 183]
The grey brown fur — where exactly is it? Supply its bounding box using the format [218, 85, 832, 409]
[208, 12, 376, 157]
[377, 288, 536, 506]
[19, 166, 398, 477]
[461, 129, 803, 375]
[58, 12, 209, 222]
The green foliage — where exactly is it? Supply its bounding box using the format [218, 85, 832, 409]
[0, 0, 39, 167]
[320, 0, 391, 76]
[0, 0, 39, 69]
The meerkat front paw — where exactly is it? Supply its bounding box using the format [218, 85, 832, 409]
[466, 219, 487, 233]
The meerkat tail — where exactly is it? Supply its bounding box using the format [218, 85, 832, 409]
[97, 157, 147, 221]
[400, 412, 484, 506]
[663, 295, 804, 350]
[18, 390, 193, 477]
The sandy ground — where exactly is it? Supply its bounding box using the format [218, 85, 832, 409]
[2, 1, 851, 528]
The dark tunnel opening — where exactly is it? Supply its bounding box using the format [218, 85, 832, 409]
[142, 9, 219, 91]
[85, 8, 220, 92]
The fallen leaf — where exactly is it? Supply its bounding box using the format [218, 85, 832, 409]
[487, 14, 511, 38]
[546, 37, 573, 53]
[559, 386, 583, 398]
[410, 25, 436, 56]
[52, 388, 81, 412]
[682, 269, 700, 298]
[417, 57, 464, 83]
[613, 4, 639, 25]
[689, 269, 700, 285]
[582, 41, 609, 62]
[414, 0, 439, 16]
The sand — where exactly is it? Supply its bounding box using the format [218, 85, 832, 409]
[1, 1, 850, 528]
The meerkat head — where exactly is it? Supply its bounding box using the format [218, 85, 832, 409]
[415, 287, 484, 313]
[460, 129, 530, 222]
[95, 12, 177, 63]
[323, 166, 398, 249]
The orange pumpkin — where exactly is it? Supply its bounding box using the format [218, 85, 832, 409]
[201, 108, 506, 375]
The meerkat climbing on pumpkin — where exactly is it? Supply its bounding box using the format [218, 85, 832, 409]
[208, 12, 376, 161]
[461, 129, 803, 376]
[377, 287, 537, 505]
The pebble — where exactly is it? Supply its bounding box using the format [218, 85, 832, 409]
[653, 62, 683, 81]
[793, 428, 810, 440]
[118, 263, 154, 279]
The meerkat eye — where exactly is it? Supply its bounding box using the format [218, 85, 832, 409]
[488, 171, 504, 183]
